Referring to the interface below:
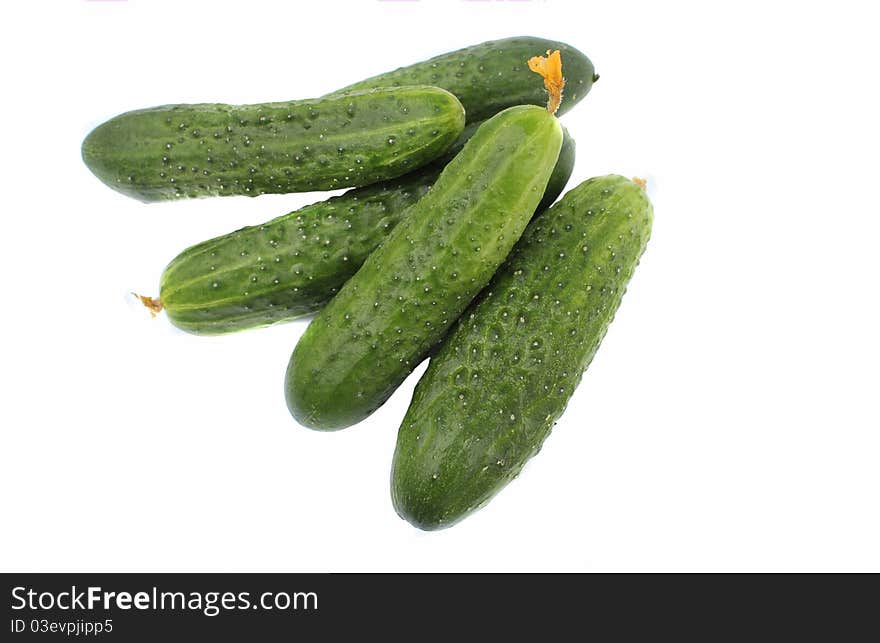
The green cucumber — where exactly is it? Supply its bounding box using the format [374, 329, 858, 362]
[285, 105, 564, 430]
[330, 36, 597, 122]
[153, 127, 574, 335]
[538, 126, 575, 212]
[391, 175, 653, 530]
[82, 86, 464, 202]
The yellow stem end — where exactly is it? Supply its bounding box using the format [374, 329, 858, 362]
[632, 177, 647, 191]
[528, 50, 565, 115]
[134, 292, 164, 317]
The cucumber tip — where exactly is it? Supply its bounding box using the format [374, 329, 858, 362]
[134, 292, 164, 317]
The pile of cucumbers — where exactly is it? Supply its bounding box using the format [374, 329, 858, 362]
[83, 37, 653, 531]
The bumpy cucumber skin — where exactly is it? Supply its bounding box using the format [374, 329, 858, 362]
[159, 128, 574, 335]
[330, 36, 597, 122]
[81, 87, 464, 203]
[285, 106, 563, 430]
[391, 176, 653, 530]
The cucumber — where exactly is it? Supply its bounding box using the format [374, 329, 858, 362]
[285, 105, 564, 430]
[151, 127, 575, 335]
[538, 126, 575, 212]
[329, 36, 597, 122]
[81, 86, 464, 202]
[391, 175, 653, 530]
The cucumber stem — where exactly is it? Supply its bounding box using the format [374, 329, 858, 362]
[527, 50, 565, 115]
[632, 177, 647, 191]
[134, 293, 164, 317]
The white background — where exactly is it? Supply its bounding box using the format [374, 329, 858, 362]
[1, 0, 878, 572]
